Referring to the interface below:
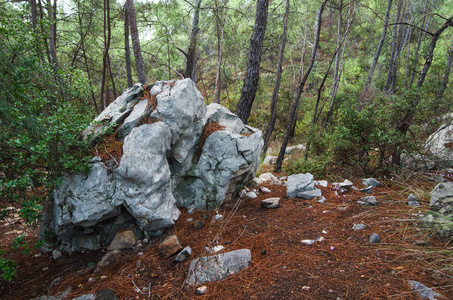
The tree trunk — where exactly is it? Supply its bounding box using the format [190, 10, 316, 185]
[364, 0, 393, 90]
[436, 41, 453, 102]
[261, 0, 290, 157]
[184, 0, 202, 81]
[409, 0, 430, 88]
[274, 0, 328, 173]
[212, 0, 228, 103]
[383, 0, 404, 93]
[100, 0, 111, 110]
[126, 0, 146, 84]
[124, 7, 133, 88]
[47, 0, 59, 70]
[235, 0, 269, 124]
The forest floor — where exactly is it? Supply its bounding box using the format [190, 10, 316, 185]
[1, 171, 453, 300]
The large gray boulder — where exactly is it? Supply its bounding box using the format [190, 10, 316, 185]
[424, 182, 453, 239]
[424, 114, 453, 167]
[172, 103, 263, 210]
[186, 249, 251, 286]
[287, 173, 315, 199]
[40, 79, 262, 251]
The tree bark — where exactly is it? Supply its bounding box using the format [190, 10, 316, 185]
[436, 41, 453, 102]
[364, 0, 393, 90]
[47, 0, 59, 70]
[100, 0, 111, 110]
[235, 0, 269, 124]
[274, 0, 328, 173]
[184, 0, 202, 81]
[212, 0, 228, 103]
[124, 7, 133, 88]
[126, 0, 146, 84]
[261, 0, 290, 157]
[409, 0, 430, 88]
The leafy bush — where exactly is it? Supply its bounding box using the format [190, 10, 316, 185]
[0, 7, 94, 281]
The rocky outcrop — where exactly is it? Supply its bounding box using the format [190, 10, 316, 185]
[40, 79, 263, 252]
[424, 182, 453, 239]
[424, 114, 453, 167]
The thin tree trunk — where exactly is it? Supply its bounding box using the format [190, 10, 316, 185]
[213, 0, 228, 103]
[261, 0, 290, 158]
[436, 41, 453, 102]
[100, 0, 111, 110]
[124, 7, 133, 88]
[107, 54, 117, 98]
[364, 0, 393, 90]
[38, 0, 52, 64]
[274, 0, 328, 173]
[409, 0, 429, 88]
[184, 0, 202, 81]
[126, 0, 146, 84]
[235, 0, 269, 124]
[47, 0, 59, 70]
[384, 0, 404, 93]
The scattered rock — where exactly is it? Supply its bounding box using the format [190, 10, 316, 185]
[424, 182, 453, 239]
[246, 191, 257, 198]
[315, 180, 328, 187]
[260, 247, 267, 255]
[159, 235, 182, 258]
[256, 172, 279, 184]
[196, 286, 208, 295]
[173, 246, 192, 263]
[72, 294, 95, 300]
[186, 249, 251, 286]
[301, 239, 317, 245]
[353, 224, 366, 231]
[316, 197, 327, 203]
[201, 213, 209, 220]
[287, 173, 315, 199]
[369, 233, 380, 243]
[360, 186, 373, 194]
[95, 288, 119, 300]
[52, 249, 63, 260]
[338, 179, 353, 193]
[261, 197, 280, 209]
[362, 178, 380, 188]
[297, 189, 322, 200]
[407, 194, 421, 206]
[186, 218, 194, 222]
[409, 280, 441, 300]
[285, 144, 306, 155]
[94, 250, 121, 273]
[358, 196, 378, 206]
[259, 186, 271, 193]
[29, 287, 71, 300]
[211, 214, 223, 222]
[194, 220, 205, 230]
[107, 227, 141, 251]
[263, 155, 278, 165]
[206, 245, 225, 254]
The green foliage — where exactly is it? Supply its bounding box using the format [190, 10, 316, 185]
[0, 256, 17, 282]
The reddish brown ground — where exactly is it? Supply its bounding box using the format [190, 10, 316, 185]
[1, 174, 452, 299]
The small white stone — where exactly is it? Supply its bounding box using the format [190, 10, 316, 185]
[196, 286, 207, 295]
[245, 191, 257, 198]
[301, 239, 316, 245]
[259, 186, 271, 193]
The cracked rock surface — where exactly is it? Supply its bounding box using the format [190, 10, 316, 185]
[39, 79, 263, 252]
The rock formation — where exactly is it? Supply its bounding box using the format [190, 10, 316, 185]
[39, 79, 263, 251]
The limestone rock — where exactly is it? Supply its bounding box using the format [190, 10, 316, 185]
[186, 249, 251, 286]
[81, 83, 144, 143]
[261, 198, 280, 209]
[407, 194, 421, 207]
[409, 280, 441, 300]
[424, 120, 453, 167]
[297, 188, 322, 200]
[115, 123, 176, 233]
[362, 178, 380, 188]
[358, 196, 378, 206]
[287, 173, 315, 199]
[159, 235, 182, 258]
[173, 246, 192, 263]
[107, 227, 140, 251]
[255, 172, 279, 184]
[94, 250, 121, 273]
[369, 233, 381, 243]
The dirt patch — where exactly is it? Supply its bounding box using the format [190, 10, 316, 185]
[1, 175, 452, 299]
